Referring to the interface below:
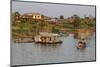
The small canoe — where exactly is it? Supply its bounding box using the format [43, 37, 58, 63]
[77, 40, 86, 49]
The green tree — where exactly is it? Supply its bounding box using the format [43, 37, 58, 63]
[52, 27, 59, 33]
[72, 14, 81, 29]
[83, 17, 95, 27]
[60, 15, 64, 19]
[12, 11, 20, 23]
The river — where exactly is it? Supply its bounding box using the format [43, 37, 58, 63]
[11, 32, 96, 66]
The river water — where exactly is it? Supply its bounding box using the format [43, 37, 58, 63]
[11, 32, 96, 66]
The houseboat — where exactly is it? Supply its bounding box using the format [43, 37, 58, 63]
[34, 32, 62, 44]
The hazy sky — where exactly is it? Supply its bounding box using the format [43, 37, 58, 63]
[12, 1, 95, 18]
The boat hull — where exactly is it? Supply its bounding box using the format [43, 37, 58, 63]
[77, 42, 86, 49]
[35, 41, 62, 44]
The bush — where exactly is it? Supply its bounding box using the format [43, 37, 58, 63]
[52, 27, 59, 33]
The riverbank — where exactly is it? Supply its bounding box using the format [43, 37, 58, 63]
[12, 21, 95, 43]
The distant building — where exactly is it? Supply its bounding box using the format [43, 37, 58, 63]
[23, 12, 42, 20]
[12, 12, 51, 23]
[20, 12, 51, 23]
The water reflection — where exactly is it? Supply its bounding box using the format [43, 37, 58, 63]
[73, 29, 94, 40]
[34, 43, 61, 48]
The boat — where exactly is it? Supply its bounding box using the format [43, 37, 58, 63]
[13, 38, 34, 43]
[34, 32, 62, 44]
[77, 39, 86, 49]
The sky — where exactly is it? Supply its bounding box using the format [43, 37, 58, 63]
[12, 1, 96, 18]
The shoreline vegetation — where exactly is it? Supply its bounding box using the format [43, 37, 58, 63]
[12, 12, 96, 43]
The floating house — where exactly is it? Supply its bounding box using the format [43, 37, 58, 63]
[34, 32, 62, 44]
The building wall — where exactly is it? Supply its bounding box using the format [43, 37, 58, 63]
[32, 15, 42, 20]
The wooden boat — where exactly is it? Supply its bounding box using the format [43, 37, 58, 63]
[13, 38, 34, 43]
[34, 32, 63, 44]
[77, 39, 86, 49]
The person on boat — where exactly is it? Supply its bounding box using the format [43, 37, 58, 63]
[78, 39, 86, 44]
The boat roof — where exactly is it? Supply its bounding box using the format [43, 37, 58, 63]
[39, 32, 59, 37]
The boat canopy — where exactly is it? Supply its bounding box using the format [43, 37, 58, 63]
[39, 32, 59, 37]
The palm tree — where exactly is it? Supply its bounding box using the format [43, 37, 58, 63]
[12, 11, 20, 24]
